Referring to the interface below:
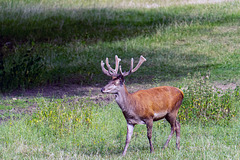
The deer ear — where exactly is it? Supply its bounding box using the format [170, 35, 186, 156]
[120, 76, 125, 85]
[117, 74, 125, 85]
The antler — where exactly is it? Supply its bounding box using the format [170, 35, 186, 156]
[120, 55, 146, 77]
[101, 55, 121, 77]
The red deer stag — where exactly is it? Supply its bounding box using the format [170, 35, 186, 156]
[101, 55, 184, 156]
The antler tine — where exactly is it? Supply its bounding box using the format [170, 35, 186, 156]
[101, 55, 121, 77]
[132, 55, 146, 73]
[105, 58, 115, 74]
[101, 60, 111, 76]
[120, 58, 133, 76]
[114, 55, 121, 73]
[120, 55, 146, 77]
[119, 65, 123, 75]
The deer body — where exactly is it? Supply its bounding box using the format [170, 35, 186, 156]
[101, 55, 183, 156]
[115, 85, 183, 124]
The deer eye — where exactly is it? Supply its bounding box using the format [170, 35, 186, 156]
[113, 80, 120, 85]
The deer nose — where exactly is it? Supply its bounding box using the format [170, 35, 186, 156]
[101, 88, 105, 93]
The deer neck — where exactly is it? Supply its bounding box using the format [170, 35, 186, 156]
[115, 84, 131, 111]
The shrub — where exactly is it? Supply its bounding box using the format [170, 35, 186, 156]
[1, 44, 46, 92]
[178, 72, 240, 125]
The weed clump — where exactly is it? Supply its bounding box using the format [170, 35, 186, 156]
[179, 72, 239, 125]
[28, 97, 96, 138]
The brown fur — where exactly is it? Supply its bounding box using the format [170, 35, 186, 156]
[126, 86, 183, 120]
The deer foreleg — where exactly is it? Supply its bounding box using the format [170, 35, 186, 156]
[122, 123, 134, 156]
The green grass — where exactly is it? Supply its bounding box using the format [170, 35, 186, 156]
[0, 74, 239, 159]
[0, 97, 239, 159]
[1, 0, 240, 91]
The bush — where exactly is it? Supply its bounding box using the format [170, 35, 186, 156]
[178, 72, 240, 125]
[1, 44, 46, 92]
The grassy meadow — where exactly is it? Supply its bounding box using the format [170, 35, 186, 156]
[0, 95, 239, 159]
[0, 0, 240, 159]
[1, 0, 240, 91]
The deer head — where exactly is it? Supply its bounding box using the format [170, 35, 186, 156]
[101, 55, 146, 94]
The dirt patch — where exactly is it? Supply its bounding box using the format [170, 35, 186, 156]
[1, 80, 239, 124]
[5, 80, 239, 99]
[0, 105, 37, 124]
[215, 82, 237, 91]
[5, 81, 154, 99]
[119, 0, 235, 8]
[7, 84, 101, 98]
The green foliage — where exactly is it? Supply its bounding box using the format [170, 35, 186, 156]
[28, 97, 96, 138]
[179, 72, 240, 125]
[1, 44, 46, 91]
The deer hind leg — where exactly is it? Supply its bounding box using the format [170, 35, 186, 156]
[175, 120, 181, 150]
[163, 113, 176, 149]
[146, 119, 154, 153]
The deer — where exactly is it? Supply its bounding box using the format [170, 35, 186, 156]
[100, 55, 184, 156]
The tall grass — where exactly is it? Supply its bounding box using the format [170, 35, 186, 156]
[179, 72, 240, 125]
[0, 94, 239, 159]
